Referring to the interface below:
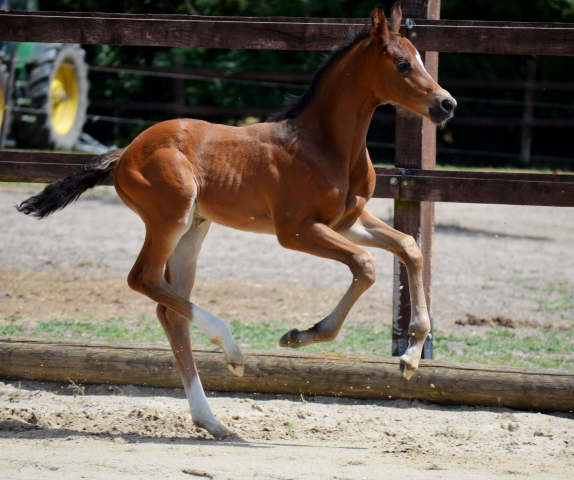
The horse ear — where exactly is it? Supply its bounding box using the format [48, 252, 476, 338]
[370, 5, 389, 43]
[390, 2, 402, 32]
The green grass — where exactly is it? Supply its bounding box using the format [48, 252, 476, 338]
[1, 316, 572, 370]
[435, 327, 574, 370]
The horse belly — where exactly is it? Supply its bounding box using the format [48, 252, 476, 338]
[195, 178, 276, 235]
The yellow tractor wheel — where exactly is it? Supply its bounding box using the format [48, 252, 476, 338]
[50, 60, 80, 136]
[14, 44, 88, 150]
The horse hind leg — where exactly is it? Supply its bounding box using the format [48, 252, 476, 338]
[155, 217, 244, 438]
[115, 150, 241, 438]
[158, 216, 245, 375]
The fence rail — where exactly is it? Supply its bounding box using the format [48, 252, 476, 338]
[1, 10, 574, 55]
[2, 151, 573, 207]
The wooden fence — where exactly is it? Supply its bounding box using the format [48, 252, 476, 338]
[1, 1, 574, 361]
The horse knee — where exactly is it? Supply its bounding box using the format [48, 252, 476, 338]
[156, 303, 169, 326]
[398, 235, 423, 269]
[351, 252, 376, 287]
[127, 269, 160, 296]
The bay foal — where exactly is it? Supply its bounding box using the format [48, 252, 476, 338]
[17, 4, 455, 439]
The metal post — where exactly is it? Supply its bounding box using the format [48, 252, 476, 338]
[520, 59, 536, 167]
[392, 0, 440, 359]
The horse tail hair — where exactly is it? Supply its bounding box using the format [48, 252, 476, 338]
[16, 148, 125, 219]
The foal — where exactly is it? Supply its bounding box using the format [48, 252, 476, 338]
[17, 4, 455, 439]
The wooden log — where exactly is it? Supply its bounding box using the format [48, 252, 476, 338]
[0, 337, 573, 413]
[0, 11, 573, 55]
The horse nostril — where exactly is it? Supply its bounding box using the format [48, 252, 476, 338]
[441, 98, 454, 113]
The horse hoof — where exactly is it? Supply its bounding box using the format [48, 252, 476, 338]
[226, 361, 244, 377]
[195, 420, 234, 440]
[399, 357, 416, 381]
[279, 328, 301, 348]
[211, 425, 235, 440]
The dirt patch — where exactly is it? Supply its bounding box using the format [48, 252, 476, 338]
[455, 313, 570, 330]
[0, 380, 573, 479]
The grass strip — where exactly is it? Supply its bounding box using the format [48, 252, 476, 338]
[1, 316, 572, 370]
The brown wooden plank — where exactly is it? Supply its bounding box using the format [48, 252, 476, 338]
[409, 24, 574, 56]
[373, 168, 401, 199]
[0, 11, 362, 50]
[397, 169, 574, 207]
[3, 10, 363, 24]
[1, 337, 573, 412]
[2, 152, 573, 207]
[1, 11, 573, 55]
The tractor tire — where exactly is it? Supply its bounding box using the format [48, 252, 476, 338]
[14, 44, 88, 150]
[0, 50, 10, 134]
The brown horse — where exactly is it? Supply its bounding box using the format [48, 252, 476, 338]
[17, 3, 455, 439]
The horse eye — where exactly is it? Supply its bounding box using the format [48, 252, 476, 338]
[397, 61, 410, 72]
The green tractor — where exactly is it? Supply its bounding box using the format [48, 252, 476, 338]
[0, 0, 89, 150]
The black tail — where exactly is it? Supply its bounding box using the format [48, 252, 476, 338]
[16, 148, 125, 219]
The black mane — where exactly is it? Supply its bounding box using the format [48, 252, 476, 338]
[267, 22, 372, 122]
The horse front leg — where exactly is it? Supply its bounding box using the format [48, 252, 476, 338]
[276, 221, 376, 348]
[341, 209, 431, 380]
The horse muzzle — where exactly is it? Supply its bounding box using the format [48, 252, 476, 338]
[428, 94, 457, 124]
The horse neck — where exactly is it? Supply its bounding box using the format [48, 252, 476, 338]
[296, 40, 379, 164]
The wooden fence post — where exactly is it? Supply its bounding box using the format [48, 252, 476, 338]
[392, 0, 440, 359]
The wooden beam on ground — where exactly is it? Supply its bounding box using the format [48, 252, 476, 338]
[392, 0, 439, 360]
[0, 337, 573, 413]
[0, 11, 573, 55]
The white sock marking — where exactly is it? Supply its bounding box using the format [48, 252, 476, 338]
[191, 304, 233, 347]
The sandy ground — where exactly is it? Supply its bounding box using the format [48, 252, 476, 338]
[1, 182, 574, 478]
[1, 380, 573, 479]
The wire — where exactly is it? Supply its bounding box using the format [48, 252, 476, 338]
[456, 96, 574, 110]
[8, 108, 573, 165]
[89, 66, 308, 90]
